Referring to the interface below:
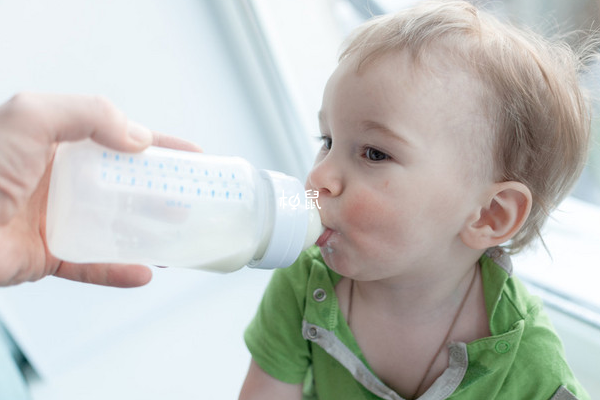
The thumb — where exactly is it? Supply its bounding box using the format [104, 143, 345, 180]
[119, 120, 154, 150]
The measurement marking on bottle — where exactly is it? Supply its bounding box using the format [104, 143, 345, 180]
[99, 152, 249, 202]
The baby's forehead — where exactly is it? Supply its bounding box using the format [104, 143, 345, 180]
[361, 44, 479, 84]
[333, 49, 494, 135]
[350, 48, 491, 111]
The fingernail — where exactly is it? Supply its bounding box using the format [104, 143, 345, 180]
[127, 121, 153, 146]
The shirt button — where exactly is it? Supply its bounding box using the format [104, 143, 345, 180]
[307, 326, 318, 339]
[495, 340, 510, 354]
[313, 288, 327, 302]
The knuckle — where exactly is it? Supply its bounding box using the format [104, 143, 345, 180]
[5, 92, 37, 115]
[91, 95, 117, 118]
[90, 95, 125, 131]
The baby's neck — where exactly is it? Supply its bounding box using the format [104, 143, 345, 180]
[351, 261, 481, 324]
[338, 261, 491, 398]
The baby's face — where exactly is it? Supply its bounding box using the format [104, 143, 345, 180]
[307, 51, 492, 281]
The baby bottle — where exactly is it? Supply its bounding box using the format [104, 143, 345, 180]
[45, 139, 323, 273]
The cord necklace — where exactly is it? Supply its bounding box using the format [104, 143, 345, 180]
[346, 266, 478, 400]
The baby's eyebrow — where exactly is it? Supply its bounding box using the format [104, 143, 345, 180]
[361, 120, 413, 148]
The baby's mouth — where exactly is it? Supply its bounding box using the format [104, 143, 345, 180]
[316, 228, 334, 247]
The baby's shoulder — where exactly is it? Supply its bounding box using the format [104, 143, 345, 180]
[267, 246, 334, 303]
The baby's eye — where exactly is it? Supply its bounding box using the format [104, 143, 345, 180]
[318, 135, 332, 151]
[364, 147, 390, 162]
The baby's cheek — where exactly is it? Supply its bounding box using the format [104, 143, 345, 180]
[342, 190, 392, 232]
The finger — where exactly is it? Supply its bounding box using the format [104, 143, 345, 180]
[46, 94, 201, 153]
[52, 95, 154, 152]
[53, 262, 153, 288]
[151, 131, 203, 152]
[4, 93, 153, 153]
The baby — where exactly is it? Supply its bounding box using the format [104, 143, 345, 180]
[240, 1, 591, 399]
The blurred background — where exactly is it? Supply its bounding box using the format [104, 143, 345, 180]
[0, 0, 598, 398]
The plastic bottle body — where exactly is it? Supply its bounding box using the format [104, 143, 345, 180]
[46, 140, 321, 272]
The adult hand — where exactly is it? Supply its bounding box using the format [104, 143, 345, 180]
[0, 92, 201, 287]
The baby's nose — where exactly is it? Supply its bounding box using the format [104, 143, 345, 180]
[307, 158, 342, 198]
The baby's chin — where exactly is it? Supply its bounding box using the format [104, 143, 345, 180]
[319, 248, 357, 279]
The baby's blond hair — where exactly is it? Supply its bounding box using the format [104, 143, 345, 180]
[340, 0, 593, 253]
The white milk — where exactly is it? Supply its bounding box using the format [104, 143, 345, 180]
[46, 140, 323, 272]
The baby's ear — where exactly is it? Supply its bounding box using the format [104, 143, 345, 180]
[460, 181, 532, 250]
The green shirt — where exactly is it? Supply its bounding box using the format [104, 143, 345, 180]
[244, 246, 589, 400]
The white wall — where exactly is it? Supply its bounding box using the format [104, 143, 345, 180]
[0, 0, 284, 169]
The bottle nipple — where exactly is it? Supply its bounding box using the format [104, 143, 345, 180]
[303, 206, 324, 251]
